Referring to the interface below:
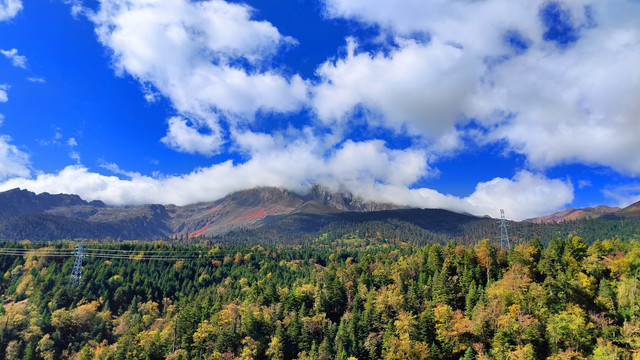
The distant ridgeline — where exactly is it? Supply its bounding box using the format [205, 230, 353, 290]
[0, 187, 639, 245]
[0, 238, 639, 359]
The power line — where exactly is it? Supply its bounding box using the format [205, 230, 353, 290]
[0, 244, 228, 285]
[0, 248, 223, 261]
[82, 247, 213, 254]
[0, 246, 214, 254]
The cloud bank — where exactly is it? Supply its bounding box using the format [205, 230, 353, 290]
[0, 147, 571, 220]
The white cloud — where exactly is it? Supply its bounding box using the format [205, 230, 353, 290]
[474, 15, 640, 174]
[0, 48, 26, 68]
[160, 116, 222, 155]
[0, 135, 30, 180]
[321, 0, 589, 54]
[87, 0, 309, 154]
[336, 170, 573, 221]
[464, 171, 574, 220]
[27, 77, 45, 83]
[313, 37, 478, 151]
[577, 179, 591, 189]
[323, 139, 428, 189]
[0, 128, 571, 219]
[0, 84, 8, 102]
[0, 0, 22, 21]
[602, 184, 640, 208]
[0, 135, 428, 206]
[319, 0, 640, 174]
[37, 130, 80, 147]
[100, 162, 140, 178]
[69, 151, 81, 164]
[0, 114, 4, 126]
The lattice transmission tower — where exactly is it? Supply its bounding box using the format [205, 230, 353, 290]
[498, 209, 511, 251]
[69, 243, 85, 285]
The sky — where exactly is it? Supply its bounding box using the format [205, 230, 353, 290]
[0, 0, 639, 221]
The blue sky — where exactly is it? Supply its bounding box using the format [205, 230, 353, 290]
[0, 0, 639, 220]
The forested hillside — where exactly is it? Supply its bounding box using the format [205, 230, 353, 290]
[1, 235, 640, 360]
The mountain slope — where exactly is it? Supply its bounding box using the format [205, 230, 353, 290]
[601, 200, 640, 220]
[2, 187, 640, 244]
[526, 205, 620, 223]
[0, 188, 105, 217]
[529, 200, 640, 223]
[0, 187, 406, 241]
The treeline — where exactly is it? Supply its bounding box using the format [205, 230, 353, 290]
[0, 237, 640, 359]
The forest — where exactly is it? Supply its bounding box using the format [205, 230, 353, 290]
[0, 232, 639, 360]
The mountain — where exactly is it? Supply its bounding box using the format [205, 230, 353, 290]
[528, 200, 640, 224]
[305, 184, 401, 211]
[0, 186, 409, 241]
[526, 205, 620, 223]
[0, 188, 105, 217]
[4, 187, 638, 244]
[600, 200, 640, 220]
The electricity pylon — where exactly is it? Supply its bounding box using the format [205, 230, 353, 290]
[69, 243, 85, 285]
[498, 209, 511, 251]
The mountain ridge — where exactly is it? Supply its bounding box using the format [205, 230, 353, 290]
[525, 205, 620, 223]
[525, 200, 640, 223]
[3, 187, 640, 243]
[0, 186, 407, 241]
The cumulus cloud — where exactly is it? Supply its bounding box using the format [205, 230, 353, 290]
[474, 11, 640, 174]
[313, 37, 477, 152]
[321, 0, 589, 53]
[0, 48, 26, 68]
[0, 0, 22, 21]
[0, 135, 30, 180]
[319, 0, 640, 174]
[160, 116, 222, 155]
[464, 171, 574, 220]
[87, 0, 309, 155]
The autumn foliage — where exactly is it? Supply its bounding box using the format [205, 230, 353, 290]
[0, 236, 640, 359]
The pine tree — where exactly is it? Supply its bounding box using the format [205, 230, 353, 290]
[334, 317, 350, 360]
[432, 268, 454, 306]
[462, 346, 475, 360]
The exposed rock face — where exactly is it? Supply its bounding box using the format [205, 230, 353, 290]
[0, 186, 404, 240]
[304, 184, 402, 212]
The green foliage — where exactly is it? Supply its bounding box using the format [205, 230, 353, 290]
[0, 237, 639, 359]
